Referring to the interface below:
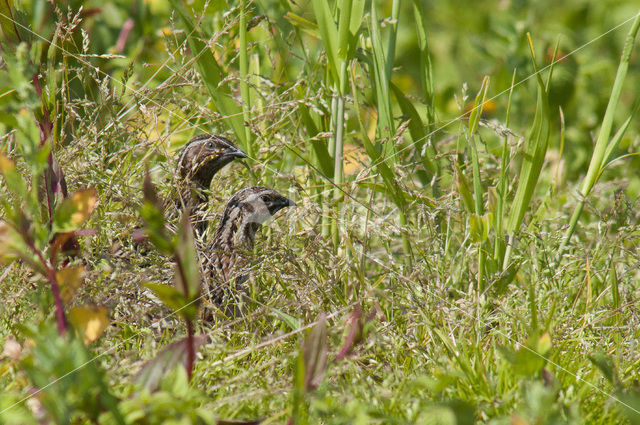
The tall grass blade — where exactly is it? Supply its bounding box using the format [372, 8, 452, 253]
[559, 13, 640, 257]
[238, 3, 254, 158]
[467, 76, 489, 290]
[369, 4, 395, 157]
[504, 35, 552, 267]
[311, 0, 340, 87]
[412, 0, 435, 127]
[494, 69, 517, 267]
[390, 82, 439, 191]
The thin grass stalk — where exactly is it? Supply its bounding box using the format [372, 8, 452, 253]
[369, 3, 395, 157]
[385, 0, 400, 80]
[412, 0, 441, 198]
[494, 69, 516, 268]
[349, 62, 412, 265]
[250, 54, 265, 134]
[467, 77, 489, 291]
[331, 64, 347, 248]
[368, 3, 412, 262]
[559, 12, 640, 257]
[239, 3, 254, 158]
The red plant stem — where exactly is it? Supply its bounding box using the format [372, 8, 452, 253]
[47, 266, 67, 336]
[174, 254, 196, 380]
[27, 240, 66, 335]
[185, 319, 195, 380]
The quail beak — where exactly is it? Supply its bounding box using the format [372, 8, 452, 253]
[224, 147, 248, 160]
[271, 197, 296, 214]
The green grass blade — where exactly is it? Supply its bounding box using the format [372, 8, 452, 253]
[369, 3, 395, 157]
[494, 69, 517, 267]
[560, 13, 640, 255]
[390, 82, 439, 185]
[311, 0, 340, 86]
[505, 37, 551, 238]
[412, 0, 435, 126]
[238, 3, 254, 158]
[504, 36, 552, 267]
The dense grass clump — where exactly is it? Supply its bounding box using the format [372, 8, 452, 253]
[1, 0, 640, 424]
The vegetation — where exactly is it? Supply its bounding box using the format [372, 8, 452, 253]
[1, 0, 640, 423]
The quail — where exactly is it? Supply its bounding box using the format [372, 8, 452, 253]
[173, 134, 247, 234]
[200, 186, 295, 317]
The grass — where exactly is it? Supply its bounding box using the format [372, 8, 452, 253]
[1, 0, 640, 424]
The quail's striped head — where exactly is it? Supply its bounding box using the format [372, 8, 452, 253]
[213, 186, 296, 250]
[177, 134, 247, 189]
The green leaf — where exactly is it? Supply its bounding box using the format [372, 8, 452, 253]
[454, 164, 475, 212]
[52, 188, 98, 234]
[311, 0, 340, 85]
[140, 170, 173, 254]
[136, 335, 208, 392]
[412, 0, 435, 125]
[270, 307, 300, 331]
[369, 4, 394, 155]
[299, 101, 333, 177]
[0, 153, 27, 197]
[284, 12, 320, 39]
[469, 213, 493, 243]
[175, 213, 201, 299]
[0, 0, 20, 45]
[468, 76, 489, 135]
[505, 39, 551, 237]
[144, 282, 198, 320]
[390, 82, 438, 178]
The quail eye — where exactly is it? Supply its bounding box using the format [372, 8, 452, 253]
[206, 141, 214, 149]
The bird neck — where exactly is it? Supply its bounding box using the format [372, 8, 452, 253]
[212, 209, 261, 252]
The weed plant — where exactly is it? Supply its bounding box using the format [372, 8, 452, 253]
[1, 0, 640, 424]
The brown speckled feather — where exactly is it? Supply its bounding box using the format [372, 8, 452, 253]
[171, 134, 246, 233]
[201, 186, 295, 316]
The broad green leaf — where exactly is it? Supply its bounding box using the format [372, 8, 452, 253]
[468, 76, 489, 135]
[560, 14, 640, 254]
[0, 0, 20, 45]
[299, 106, 334, 178]
[175, 213, 201, 299]
[455, 164, 475, 212]
[350, 65, 405, 209]
[412, 0, 435, 124]
[0, 153, 27, 197]
[470, 213, 493, 243]
[144, 282, 199, 320]
[135, 334, 208, 392]
[336, 0, 353, 60]
[52, 188, 98, 234]
[270, 307, 300, 331]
